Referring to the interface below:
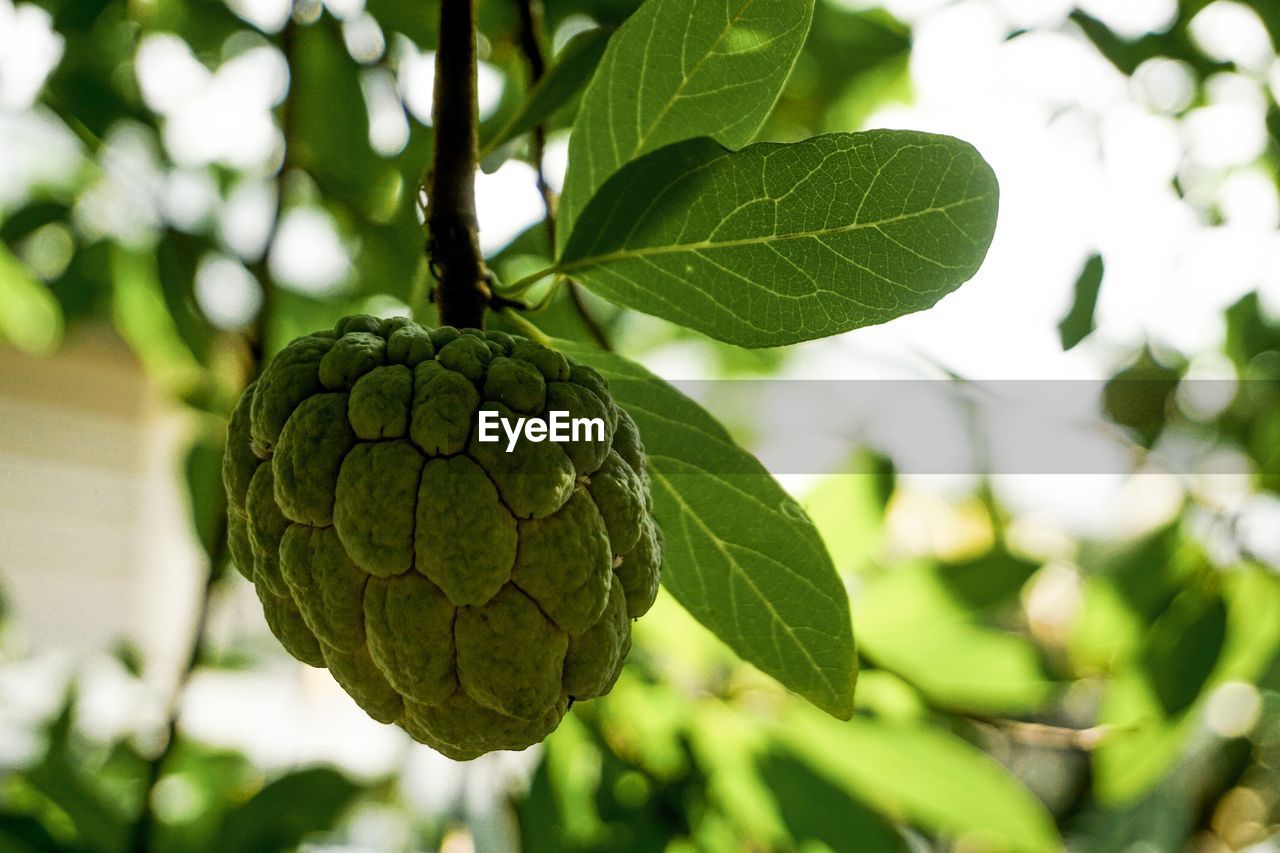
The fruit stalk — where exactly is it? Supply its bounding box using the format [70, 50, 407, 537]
[427, 0, 490, 329]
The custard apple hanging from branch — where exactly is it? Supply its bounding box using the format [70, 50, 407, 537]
[223, 315, 662, 760]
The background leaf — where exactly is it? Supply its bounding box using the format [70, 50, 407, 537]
[211, 767, 362, 853]
[1058, 253, 1103, 351]
[757, 749, 907, 852]
[480, 27, 612, 161]
[558, 131, 999, 347]
[1093, 568, 1280, 804]
[559, 342, 857, 718]
[0, 244, 63, 355]
[557, 0, 814, 249]
[781, 708, 1060, 851]
[853, 551, 1054, 713]
[1139, 587, 1227, 717]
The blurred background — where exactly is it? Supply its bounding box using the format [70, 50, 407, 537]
[3, 0, 1280, 850]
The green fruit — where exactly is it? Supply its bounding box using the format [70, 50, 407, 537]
[223, 315, 662, 760]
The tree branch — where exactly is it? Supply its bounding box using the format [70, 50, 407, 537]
[513, 0, 612, 351]
[428, 0, 489, 329]
[959, 712, 1116, 751]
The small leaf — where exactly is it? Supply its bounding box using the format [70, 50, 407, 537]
[291, 21, 396, 218]
[1139, 587, 1226, 717]
[854, 553, 1053, 714]
[1092, 667, 1198, 806]
[557, 132, 999, 347]
[1058, 253, 1103, 351]
[0, 244, 63, 356]
[212, 767, 362, 853]
[186, 436, 228, 564]
[757, 750, 907, 852]
[557, 0, 814, 248]
[110, 245, 204, 394]
[560, 342, 857, 719]
[0, 813, 65, 853]
[480, 27, 612, 160]
[781, 708, 1060, 851]
[1102, 350, 1184, 449]
[111, 641, 145, 679]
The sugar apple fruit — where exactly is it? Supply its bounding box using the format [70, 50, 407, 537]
[223, 315, 662, 759]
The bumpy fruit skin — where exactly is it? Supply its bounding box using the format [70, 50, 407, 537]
[223, 316, 662, 760]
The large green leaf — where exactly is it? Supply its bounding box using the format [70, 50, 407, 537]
[557, 0, 813, 249]
[556, 131, 998, 347]
[559, 342, 857, 719]
[782, 708, 1060, 851]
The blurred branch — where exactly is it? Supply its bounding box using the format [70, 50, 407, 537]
[514, 0, 552, 245]
[245, 19, 296, 366]
[513, 0, 612, 351]
[958, 713, 1116, 752]
[129, 511, 229, 851]
[128, 18, 295, 851]
[871, 660, 1117, 751]
[427, 0, 489, 328]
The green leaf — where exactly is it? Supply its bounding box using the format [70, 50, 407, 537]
[185, 436, 228, 564]
[291, 21, 397, 218]
[1093, 568, 1280, 804]
[781, 708, 1059, 851]
[110, 245, 204, 394]
[757, 749, 907, 852]
[558, 342, 856, 719]
[853, 553, 1054, 714]
[1102, 350, 1184, 449]
[1139, 586, 1226, 717]
[556, 131, 999, 347]
[0, 812, 66, 853]
[480, 27, 612, 160]
[0, 244, 63, 355]
[557, 0, 814, 249]
[1092, 669, 1197, 806]
[801, 461, 890, 576]
[212, 767, 362, 853]
[22, 692, 130, 853]
[1058, 253, 1103, 351]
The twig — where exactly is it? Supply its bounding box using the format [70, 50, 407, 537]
[513, 0, 612, 351]
[427, 0, 489, 329]
[499, 305, 552, 346]
[128, 513, 228, 852]
[874, 662, 1116, 752]
[959, 713, 1116, 751]
[514, 0, 553, 248]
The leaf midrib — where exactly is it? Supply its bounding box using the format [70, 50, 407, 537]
[624, 0, 762, 164]
[557, 193, 992, 274]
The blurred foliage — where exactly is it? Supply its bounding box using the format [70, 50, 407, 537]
[2, 0, 1280, 851]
